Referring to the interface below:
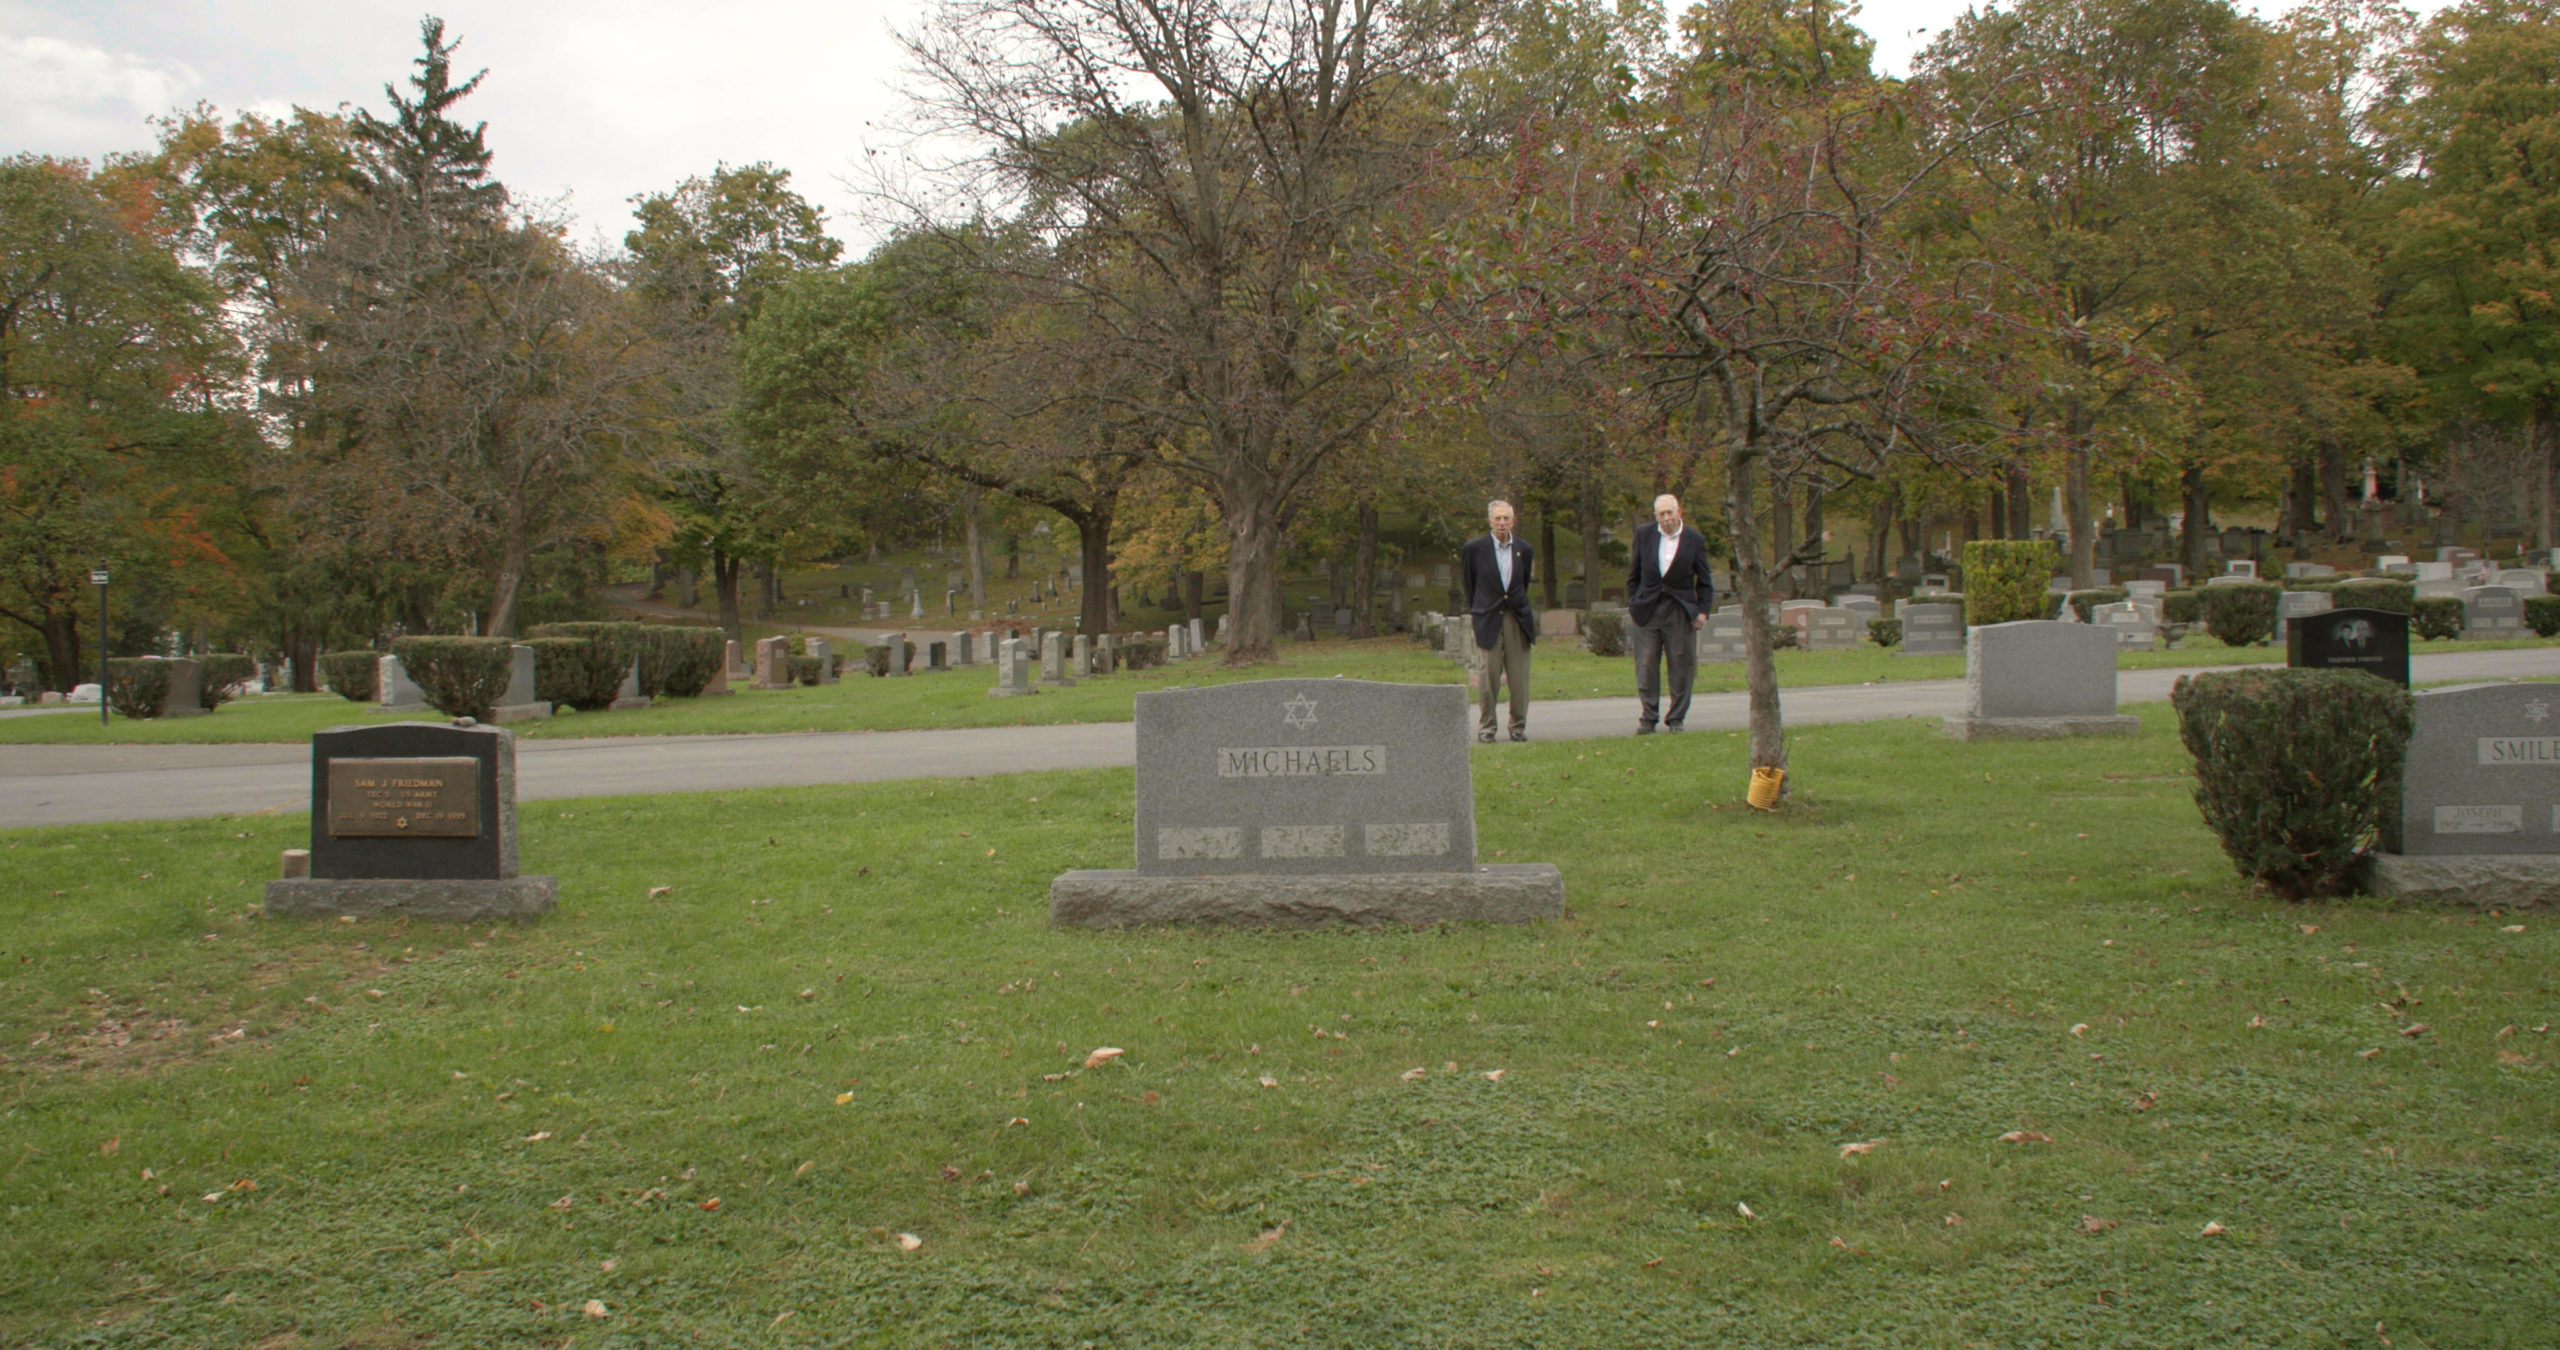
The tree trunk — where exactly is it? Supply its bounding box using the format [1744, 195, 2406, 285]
[1005, 533, 1020, 580]
[1725, 444, 1787, 781]
[39, 608, 80, 694]
[1353, 498, 1379, 637]
[2006, 461, 2031, 538]
[2289, 458, 2320, 541]
[2065, 440, 2095, 589]
[1538, 509, 1558, 610]
[1221, 485, 1285, 663]
[486, 529, 529, 638]
[1867, 491, 1893, 579]
[678, 567, 698, 609]
[713, 548, 743, 640]
[1802, 488, 1825, 564]
[2537, 396, 2556, 553]
[1577, 481, 1603, 609]
[2181, 461, 2211, 577]
[1769, 481, 1795, 595]
[2319, 442, 2352, 541]
[1076, 512, 1113, 637]
[964, 486, 987, 611]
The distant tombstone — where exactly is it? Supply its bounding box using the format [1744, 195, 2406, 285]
[1564, 581, 1588, 608]
[2274, 589, 2334, 643]
[2224, 560, 2257, 579]
[2286, 607, 2410, 687]
[1190, 617, 1206, 652]
[489, 645, 550, 724]
[807, 638, 837, 684]
[1073, 634, 1092, 676]
[377, 654, 429, 713]
[1333, 607, 1354, 637]
[1167, 627, 1187, 660]
[1922, 573, 1951, 593]
[141, 657, 205, 718]
[2219, 527, 2250, 557]
[1048, 679, 1563, 927]
[725, 639, 747, 677]
[1899, 601, 1966, 657]
[2376, 555, 2410, 570]
[1894, 555, 1923, 587]
[1432, 562, 1453, 587]
[2494, 569, 2548, 595]
[1692, 610, 1745, 663]
[2374, 682, 2560, 905]
[1040, 631, 1075, 687]
[2123, 579, 2167, 601]
[1802, 608, 1861, 650]
[68, 683, 100, 704]
[1837, 596, 1881, 626]
[883, 632, 910, 676]
[264, 721, 557, 922]
[609, 658, 651, 711]
[2090, 601, 2157, 650]
[2137, 564, 2182, 587]
[1538, 610, 1580, 640]
[2463, 585, 2525, 640]
[954, 631, 976, 666]
[2412, 576, 2462, 599]
[2205, 574, 2253, 587]
[1942, 620, 2136, 740]
[2283, 561, 2337, 581]
[920, 639, 945, 672]
[2415, 560, 2454, 580]
[754, 637, 793, 689]
[988, 638, 1037, 697]
[1404, 571, 1426, 591]
[2046, 576, 2074, 595]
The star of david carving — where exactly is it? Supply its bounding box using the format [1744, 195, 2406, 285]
[2528, 699, 2551, 725]
[1281, 694, 1319, 729]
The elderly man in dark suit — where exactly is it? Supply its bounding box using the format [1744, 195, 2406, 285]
[1459, 499, 1537, 742]
[1625, 492, 1716, 733]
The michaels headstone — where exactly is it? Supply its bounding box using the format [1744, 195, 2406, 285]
[264, 721, 557, 922]
[1942, 620, 2136, 740]
[2287, 607, 2410, 687]
[1050, 680, 1564, 928]
[2375, 682, 2560, 906]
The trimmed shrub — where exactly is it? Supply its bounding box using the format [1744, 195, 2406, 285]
[1123, 637, 1168, 670]
[529, 622, 645, 688]
[2526, 594, 2560, 637]
[198, 653, 256, 709]
[863, 640, 918, 676]
[319, 650, 380, 703]
[637, 624, 725, 698]
[1582, 609, 1627, 657]
[1960, 540, 2059, 626]
[530, 637, 624, 711]
[2199, 582, 2281, 646]
[2330, 579, 2415, 614]
[2410, 596, 2464, 641]
[392, 636, 516, 720]
[1869, 618, 1902, 648]
[2171, 667, 2413, 900]
[2162, 589, 2202, 625]
[104, 658, 172, 719]
[789, 654, 823, 686]
[2065, 586, 2129, 623]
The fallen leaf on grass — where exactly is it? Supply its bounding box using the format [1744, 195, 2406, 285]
[794, 1161, 816, 1178]
[896, 1232, 924, 1251]
[1945, 1214, 1963, 1227]
[550, 1194, 575, 1210]
[699, 1197, 721, 1211]
[2080, 1215, 2116, 1233]
[2069, 1023, 2089, 1036]
[1829, 1236, 1848, 1249]
[834, 1092, 854, 1105]
[2400, 1023, 2430, 1038]
[524, 1131, 552, 1143]
[1481, 1069, 1506, 1082]
[2496, 1050, 2535, 1067]
[99, 1137, 118, 1157]
[2132, 1092, 2156, 1112]
[1242, 1221, 1289, 1254]
[2297, 924, 2319, 935]
[1083, 1047, 1124, 1069]
[1257, 1076, 1279, 1089]
[1838, 1141, 1882, 1158]
[583, 1299, 609, 1319]
[2503, 924, 2526, 933]
[646, 886, 672, 900]
[2200, 1221, 2226, 1237]
[1998, 1131, 2052, 1144]
[940, 1164, 963, 1181]
[2248, 1014, 2267, 1029]
[1005, 1116, 1030, 1126]
[2359, 1048, 2382, 1059]
[1736, 1202, 1757, 1220]
[1399, 1067, 1427, 1082]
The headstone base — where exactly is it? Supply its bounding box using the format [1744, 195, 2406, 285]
[1941, 713, 2140, 741]
[2372, 854, 2560, 909]
[264, 876, 558, 923]
[1049, 864, 1565, 929]
[988, 686, 1040, 698]
[608, 695, 652, 712]
[487, 701, 552, 724]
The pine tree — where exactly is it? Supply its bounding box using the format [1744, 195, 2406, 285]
[351, 16, 506, 221]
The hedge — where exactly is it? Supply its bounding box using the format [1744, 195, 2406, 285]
[788, 654, 823, 686]
[319, 650, 380, 703]
[2199, 582, 2281, 646]
[863, 640, 918, 677]
[2330, 579, 2415, 614]
[2064, 586, 2129, 623]
[391, 636, 517, 720]
[104, 658, 172, 720]
[529, 637, 627, 711]
[2410, 596, 2464, 641]
[1960, 540, 2057, 626]
[2172, 667, 2412, 900]
[2162, 589, 2201, 625]
[638, 624, 725, 698]
[197, 653, 257, 709]
[1868, 618, 1902, 648]
[1122, 637, 1168, 670]
[2528, 594, 2560, 637]
[1583, 609, 1628, 657]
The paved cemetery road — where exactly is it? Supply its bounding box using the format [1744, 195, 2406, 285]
[10, 647, 2560, 829]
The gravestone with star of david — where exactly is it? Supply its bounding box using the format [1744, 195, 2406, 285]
[1050, 678, 1564, 927]
[2374, 682, 2560, 907]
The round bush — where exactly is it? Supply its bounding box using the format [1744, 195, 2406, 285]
[1868, 618, 1902, 648]
[392, 636, 516, 720]
[319, 650, 380, 703]
[2199, 582, 2281, 646]
[2410, 596, 2464, 641]
[2526, 594, 2560, 638]
[196, 653, 257, 708]
[1961, 540, 2058, 626]
[2065, 586, 2129, 623]
[1582, 609, 1628, 657]
[2162, 589, 2202, 625]
[638, 624, 725, 698]
[2172, 667, 2413, 900]
[2330, 579, 2415, 614]
[104, 658, 171, 720]
[530, 637, 624, 711]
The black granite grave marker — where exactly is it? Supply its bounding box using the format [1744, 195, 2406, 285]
[267, 721, 556, 921]
[2286, 607, 2410, 688]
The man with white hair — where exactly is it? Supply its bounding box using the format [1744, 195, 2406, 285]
[1459, 499, 1537, 742]
[1625, 492, 1715, 733]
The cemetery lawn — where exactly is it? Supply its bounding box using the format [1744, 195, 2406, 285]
[4, 710, 2554, 1346]
[12, 633, 2559, 747]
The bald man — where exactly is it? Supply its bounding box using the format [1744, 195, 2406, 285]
[1459, 499, 1537, 742]
[1625, 493, 1715, 733]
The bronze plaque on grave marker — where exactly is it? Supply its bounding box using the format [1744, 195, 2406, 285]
[325, 757, 481, 837]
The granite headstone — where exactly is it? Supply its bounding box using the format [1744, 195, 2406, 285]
[264, 721, 557, 921]
[2285, 607, 2409, 687]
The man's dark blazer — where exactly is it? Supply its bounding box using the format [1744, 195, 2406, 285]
[1459, 532, 1537, 649]
[1626, 523, 1716, 626]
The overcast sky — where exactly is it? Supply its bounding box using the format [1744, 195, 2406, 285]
[0, 0, 2429, 255]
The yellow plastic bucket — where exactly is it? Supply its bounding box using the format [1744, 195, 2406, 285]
[1747, 765, 1785, 810]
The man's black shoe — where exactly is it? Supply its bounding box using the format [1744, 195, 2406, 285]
[1510, 731, 1527, 743]
[1478, 730, 1496, 743]
[1635, 724, 1657, 735]
[1664, 723, 1685, 733]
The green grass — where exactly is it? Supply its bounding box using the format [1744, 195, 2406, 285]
[3, 708, 2554, 1345]
[14, 632, 2557, 747]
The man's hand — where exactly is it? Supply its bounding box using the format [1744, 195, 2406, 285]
[1691, 613, 1706, 631]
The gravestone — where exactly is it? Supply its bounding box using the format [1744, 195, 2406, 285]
[2283, 561, 2337, 581]
[2415, 577, 2465, 599]
[1190, 617, 1206, 652]
[1898, 601, 1966, 656]
[1538, 609, 1580, 639]
[1073, 634, 1091, 677]
[489, 645, 550, 724]
[2274, 589, 2334, 643]
[700, 655, 731, 696]
[988, 637, 1037, 698]
[2373, 682, 2560, 905]
[2137, 564, 2182, 587]
[885, 632, 910, 676]
[2494, 569, 2548, 595]
[2206, 574, 2254, 587]
[2376, 555, 2409, 570]
[1943, 620, 2137, 740]
[2225, 560, 2258, 579]
[1802, 608, 1861, 651]
[754, 637, 793, 689]
[263, 721, 557, 921]
[1696, 610, 1748, 663]
[1050, 680, 1564, 927]
[2463, 586, 2525, 641]
[927, 639, 950, 671]
[2091, 601, 2157, 650]
[377, 654, 429, 713]
[141, 657, 205, 718]
[725, 639, 746, 678]
[2415, 560, 2453, 581]
[806, 638, 837, 684]
[2286, 607, 2409, 687]
[608, 659, 650, 711]
[1040, 632, 1075, 687]
[1167, 627, 1187, 661]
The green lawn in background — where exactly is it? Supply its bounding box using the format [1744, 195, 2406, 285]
[2, 708, 2552, 1344]
[11, 632, 2557, 747]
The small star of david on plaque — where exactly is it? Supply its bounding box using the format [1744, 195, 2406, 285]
[1281, 694, 1319, 729]
[2528, 699, 2551, 725]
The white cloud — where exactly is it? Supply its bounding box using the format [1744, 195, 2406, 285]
[0, 31, 200, 159]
